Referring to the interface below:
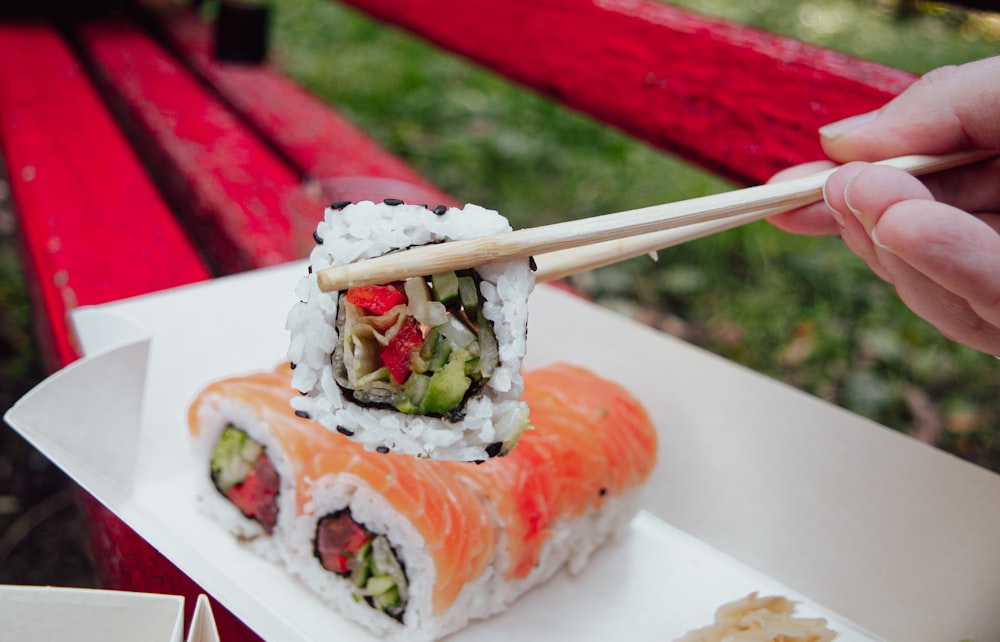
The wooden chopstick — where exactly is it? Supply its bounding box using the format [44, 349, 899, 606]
[530, 208, 777, 283]
[316, 150, 995, 292]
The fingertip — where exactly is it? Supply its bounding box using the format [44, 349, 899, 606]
[819, 111, 887, 163]
[842, 164, 935, 232]
[823, 162, 870, 226]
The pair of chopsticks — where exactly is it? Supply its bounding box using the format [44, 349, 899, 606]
[316, 150, 996, 291]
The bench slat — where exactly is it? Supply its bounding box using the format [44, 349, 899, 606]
[0, 23, 211, 369]
[0, 23, 251, 640]
[149, 6, 455, 204]
[337, 0, 917, 184]
[77, 20, 305, 273]
[128, 3, 456, 218]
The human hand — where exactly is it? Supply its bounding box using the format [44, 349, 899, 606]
[766, 56, 1000, 356]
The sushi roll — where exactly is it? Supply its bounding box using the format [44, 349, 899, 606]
[286, 200, 535, 461]
[188, 372, 296, 560]
[186, 362, 659, 641]
[444, 363, 659, 607]
[186, 364, 336, 561]
[188, 365, 501, 640]
[283, 435, 500, 641]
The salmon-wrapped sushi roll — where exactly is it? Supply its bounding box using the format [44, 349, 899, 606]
[186, 364, 342, 561]
[286, 200, 534, 462]
[189, 365, 501, 640]
[187, 362, 658, 641]
[445, 362, 658, 606]
[284, 439, 499, 641]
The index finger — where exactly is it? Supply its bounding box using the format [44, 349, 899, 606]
[819, 56, 1000, 162]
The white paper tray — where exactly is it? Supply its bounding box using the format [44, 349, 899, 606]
[7, 261, 1000, 641]
[0, 586, 219, 642]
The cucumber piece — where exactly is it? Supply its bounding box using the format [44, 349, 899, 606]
[373, 585, 400, 609]
[476, 312, 499, 378]
[430, 271, 460, 305]
[419, 327, 440, 360]
[396, 373, 431, 414]
[364, 575, 396, 596]
[457, 275, 480, 318]
[414, 326, 452, 374]
[211, 426, 261, 492]
[426, 334, 452, 371]
[350, 541, 373, 587]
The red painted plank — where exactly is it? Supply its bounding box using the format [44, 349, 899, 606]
[0, 23, 254, 641]
[142, 4, 455, 208]
[0, 23, 211, 369]
[77, 20, 306, 272]
[335, 0, 918, 184]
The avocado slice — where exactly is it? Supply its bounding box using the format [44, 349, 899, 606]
[420, 358, 471, 415]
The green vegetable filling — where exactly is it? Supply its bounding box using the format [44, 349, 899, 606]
[317, 512, 409, 621]
[334, 269, 499, 418]
[210, 425, 262, 492]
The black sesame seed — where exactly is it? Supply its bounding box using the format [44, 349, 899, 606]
[290, 362, 297, 369]
[298, 389, 308, 396]
[417, 203, 428, 209]
[599, 487, 607, 497]
[330, 200, 351, 210]
[376, 445, 390, 454]
[383, 198, 404, 206]
[485, 441, 503, 458]
[336, 426, 355, 437]
[312, 230, 323, 244]
[528, 256, 537, 272]
[473, 460, 485, 465]
[433, 205, 447, 216]
[294, 410, 310, 419]
[307, 265, 313, 274]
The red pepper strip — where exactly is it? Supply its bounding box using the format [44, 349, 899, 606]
[381, 318, 424, 384]
[346, 284, 407, 315]
[225, 453, 279, 534]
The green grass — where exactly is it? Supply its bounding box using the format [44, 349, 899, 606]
[270, 0, 736, 229]
[266, 0, 1000, 470]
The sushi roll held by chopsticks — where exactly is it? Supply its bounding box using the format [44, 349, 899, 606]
[286, 200, 535, 462]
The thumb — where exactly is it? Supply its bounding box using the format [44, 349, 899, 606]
[818, 56, 1000, 162]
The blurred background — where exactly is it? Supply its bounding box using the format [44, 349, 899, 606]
[1, 0, 998, 588]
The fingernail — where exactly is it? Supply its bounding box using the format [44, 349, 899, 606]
[845, 182, 893, 252]
[870, 225, 894, 253]
[844, 187, 863, 222]
[819, 110, 879, 140]
[821, 180, 846, 227]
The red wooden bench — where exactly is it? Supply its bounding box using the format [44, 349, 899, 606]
[0, 18, 225, 634]
[0, 2, 920, 638]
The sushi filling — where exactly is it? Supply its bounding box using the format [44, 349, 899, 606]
[332, 270, 499, 419]
[210, 425, 279, 534]
[315, 510, 410, 622]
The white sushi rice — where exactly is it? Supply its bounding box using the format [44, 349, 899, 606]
[286, 201, 535, 461]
